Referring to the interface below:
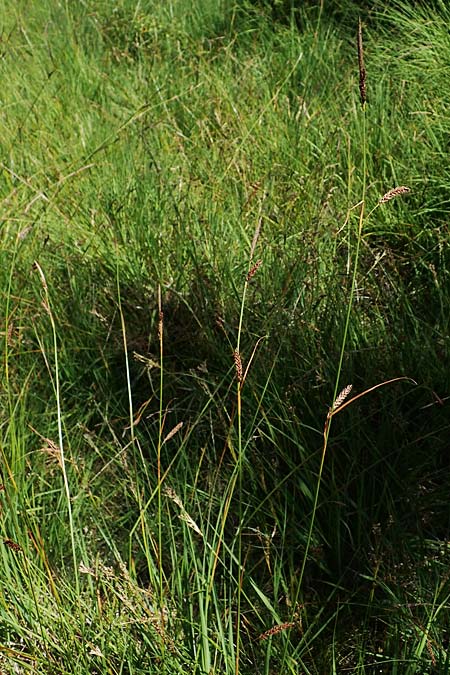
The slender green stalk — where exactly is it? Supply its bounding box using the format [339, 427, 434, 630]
[3, 234, 20, 490]
[232, 220, 262, 674]
[34, 262, 79, 595]
[157, 286, 165, 616]
[233, 274, 249, 675]
[289, 24, 369, 632]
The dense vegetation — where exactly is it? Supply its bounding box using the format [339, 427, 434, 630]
[0, 0, 449, 672]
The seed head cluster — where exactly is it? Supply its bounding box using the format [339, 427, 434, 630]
[379, 186, 411, 203]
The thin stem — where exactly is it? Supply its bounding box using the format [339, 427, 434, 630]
[157, 286, 165, 613]
[34, 262, 79, 595]
[290, 85, 368, 628]
[234, 281, 247, 675]
[233, 224, 261, 674]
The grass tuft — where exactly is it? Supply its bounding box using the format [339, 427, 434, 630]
[0, 0, 449, 672]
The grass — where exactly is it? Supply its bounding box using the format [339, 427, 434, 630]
[0, 0, 450, 672]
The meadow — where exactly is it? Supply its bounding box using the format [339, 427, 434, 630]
[0, 0, 450, 672]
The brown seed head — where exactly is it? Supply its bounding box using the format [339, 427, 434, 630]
[163, 421, 184, 445]
[379, 186, 411, 203]
[158, 310, 164, 340]
[233, 349, 243, 383]
[331, 384, 353, 413]
[4, 539, 22, 553]
[259, 622, 296, 640]
[246, 259, 263, 282]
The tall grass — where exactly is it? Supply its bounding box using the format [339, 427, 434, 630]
[0, 0, 449, 672]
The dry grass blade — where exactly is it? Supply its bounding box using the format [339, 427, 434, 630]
[242, 334, 266, 385]
[249, 216, 262, 260]
[33, 260, 48, 292]
[39, 438, 63, 468]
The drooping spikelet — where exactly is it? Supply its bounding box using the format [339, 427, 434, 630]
[379, 186, 411, 203]
[331, 384, 353, 413]
[163, 421, 184, 445]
